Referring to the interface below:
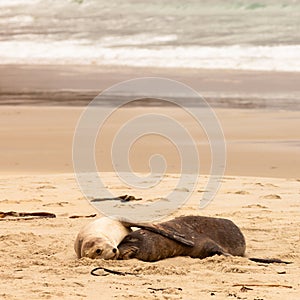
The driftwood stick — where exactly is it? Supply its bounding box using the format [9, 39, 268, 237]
[233, 284, 292, 289]
[0, 217, 52, 221]
[0, 211, 56, 219]
[69, 214, 97, 219]
[249, 257, 292, 264]
[90, 266, 137, 276]
[148, 287, 182, 291]
[91, 195, 142, 203]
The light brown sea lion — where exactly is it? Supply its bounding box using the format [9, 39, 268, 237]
[118, 215, 246, 262]
[74, 217, 131, 259]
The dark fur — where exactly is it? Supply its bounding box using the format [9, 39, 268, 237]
[118, 216, 246, 262]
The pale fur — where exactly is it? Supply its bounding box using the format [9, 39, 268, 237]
[74, 217, 131, 259]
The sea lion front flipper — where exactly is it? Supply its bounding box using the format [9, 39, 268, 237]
[119, 219, 194, 247]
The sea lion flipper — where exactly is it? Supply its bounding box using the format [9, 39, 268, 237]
[119, 219, 194, 247]
[149, 224, 195, 247]
[191, 239, 229, 259]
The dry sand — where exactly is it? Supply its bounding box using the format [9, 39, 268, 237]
[0, 67, 300, 299]
[0, 173, 299, 299]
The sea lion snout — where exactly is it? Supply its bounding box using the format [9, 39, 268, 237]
[82, 237, 119, 259]
[94, 247, 116, 254]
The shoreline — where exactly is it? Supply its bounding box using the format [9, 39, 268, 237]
[1, 92, 299, 110]
[1, 64, 300, 110]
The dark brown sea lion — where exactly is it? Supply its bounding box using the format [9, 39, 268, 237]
[118, 215, 246, 262]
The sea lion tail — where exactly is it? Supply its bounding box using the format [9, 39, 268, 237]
[249, 257, 292, 264]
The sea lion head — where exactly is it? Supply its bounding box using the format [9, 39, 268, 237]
[81, 237, 119, 259]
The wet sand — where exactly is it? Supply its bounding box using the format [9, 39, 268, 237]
[1, 64, 300, 109]
[0, 105, 299, 178]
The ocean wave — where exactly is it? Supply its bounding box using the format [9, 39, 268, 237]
[0, 0, 299, 71]
[0, 40, 299, 71]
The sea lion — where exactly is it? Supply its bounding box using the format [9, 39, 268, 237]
[74, 217, 131, 259]
[118, 215, 246, 262]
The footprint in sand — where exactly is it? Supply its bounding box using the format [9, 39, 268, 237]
[226, 190, 250, 195]
[223, 177, 236, 180]
[0, 199, 42, 204]
[37, 185, 57, 190]
[235, 190, 250, 195]
[254, 182, 279, 188]
[264, 183, 279, 188]
[107, 185, 132, 190]
[197, 189, 208, 193]
[43, 201, 69, 207]
[261, 194, 281, 200]
[149, 197, 169, 202]
[174, 187, 190, 192]
[242, 204, 268, 209]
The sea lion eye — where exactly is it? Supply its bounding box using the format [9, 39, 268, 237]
[95, 248, 102, 255]
[112, 248, 117, 253]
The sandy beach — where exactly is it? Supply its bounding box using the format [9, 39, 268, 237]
[1, 0, 300, 298]
[0, 88, 300, 299]
[0, 172, 299, 299]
